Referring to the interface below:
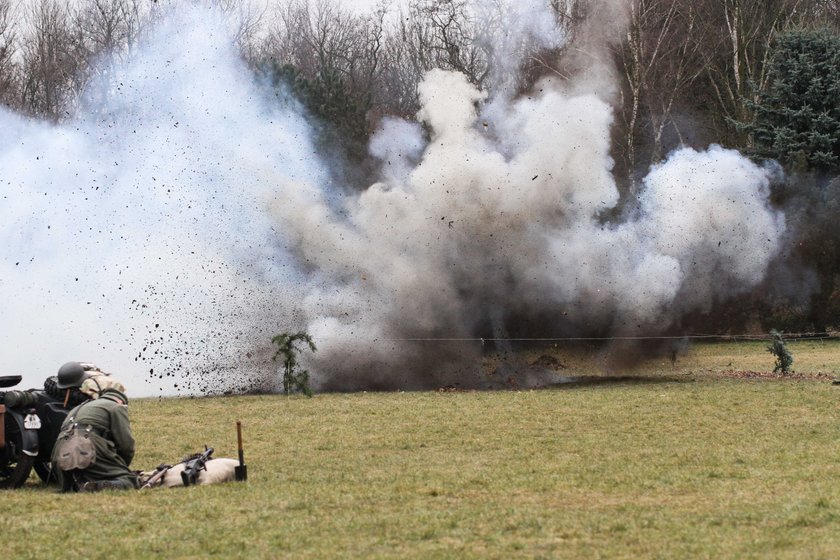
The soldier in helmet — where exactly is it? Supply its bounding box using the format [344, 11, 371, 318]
[56, 361, 116, 389]
[51, 362, 138, 492]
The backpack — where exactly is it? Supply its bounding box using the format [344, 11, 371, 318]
[54, 407, 99, 471]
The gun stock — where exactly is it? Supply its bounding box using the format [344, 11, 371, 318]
[140, 463, 172, 489]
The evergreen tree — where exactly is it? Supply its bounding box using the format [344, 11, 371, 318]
[767, 330, 794, 375]
[742, 29, 840, 173]
[738, 29, 840, 334]
[259, 61, 371, 167]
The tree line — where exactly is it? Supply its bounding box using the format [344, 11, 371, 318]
[1, 0, 838, 333]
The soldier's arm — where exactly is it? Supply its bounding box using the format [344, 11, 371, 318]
[109, 405, 136, 466]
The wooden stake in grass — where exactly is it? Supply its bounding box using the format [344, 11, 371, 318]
[271, 332, 317, 397]
[767, 329, 794, 375]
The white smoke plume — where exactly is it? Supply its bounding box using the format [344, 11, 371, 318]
[1, 3, 785, 395]
[1, 7, 319, 395]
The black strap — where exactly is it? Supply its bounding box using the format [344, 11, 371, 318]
[83, 423, 108, 439]
[69, 422, 109, 439]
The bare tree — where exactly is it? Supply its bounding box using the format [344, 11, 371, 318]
[379, 7, 427, 117]
[73, 0, 144, 57]
[261, 0, 386, 120]
[799, 0, 840, 27]
[19, 0, 81, 121]
[615, 0, 703, 189]
[0, 0, 17, 108]
[210, 0, 266, 63]
[468, 0, 571, 97]
[68, 0, 147, 110]
[265, 0, 357, 76]
[422, 0, 488, 84]
[519, 0, 587, 85]
[694, 0, 808, 143]
[378, 0, 489, 116]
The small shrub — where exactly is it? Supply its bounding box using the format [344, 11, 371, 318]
[271, 332, 317, 396]
[767, 330, 794, 375]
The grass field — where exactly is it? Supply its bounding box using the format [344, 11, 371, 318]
[3, 340, 840, 558]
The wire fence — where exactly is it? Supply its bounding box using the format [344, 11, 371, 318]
[381, 332, 838, 343]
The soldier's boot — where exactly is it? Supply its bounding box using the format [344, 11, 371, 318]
[78, 481, 106, 492]
[79, 479, 134, 492]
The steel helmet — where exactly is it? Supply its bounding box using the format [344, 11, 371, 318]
[56, 361, 91, 389]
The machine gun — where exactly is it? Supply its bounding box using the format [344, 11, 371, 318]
[180, 446, 214, 487]
[1, 375, 84, 489]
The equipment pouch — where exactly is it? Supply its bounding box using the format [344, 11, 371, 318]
[55, 431, 97, 471]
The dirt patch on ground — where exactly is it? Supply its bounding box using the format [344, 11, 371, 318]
[714, 370, 835, 381]
[529, 354, 567, 369]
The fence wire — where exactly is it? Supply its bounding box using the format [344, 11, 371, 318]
[380, 332, 837, 343]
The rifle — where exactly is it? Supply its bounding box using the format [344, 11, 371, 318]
[180, 446, 214, 487]
[140, 463, 172, 489]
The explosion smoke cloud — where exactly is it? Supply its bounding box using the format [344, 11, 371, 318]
[1, 3, 785, 395]
[306, 71, 784, 389]
[1, 8, 318, 394]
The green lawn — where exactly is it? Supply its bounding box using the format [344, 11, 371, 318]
[4, 341, 840, 559]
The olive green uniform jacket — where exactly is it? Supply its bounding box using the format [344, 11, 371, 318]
[52, 388, 137, 488]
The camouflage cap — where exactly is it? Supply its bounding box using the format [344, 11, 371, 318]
[80, 373, 126, 400]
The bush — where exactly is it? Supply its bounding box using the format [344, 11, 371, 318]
[767, 330, 794, 375]
[271, 332, 317, 397]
